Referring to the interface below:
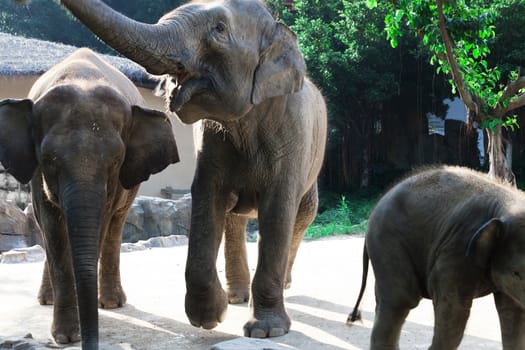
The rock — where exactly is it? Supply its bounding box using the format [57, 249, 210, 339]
[23, 204, 43, 247]
[120, 235, 188, 252]
[210, 337, 299, 350]
[0, 201, 34, 252]
[120, 242, 148, 253]
[0, 251, 26, 264]
[122, 194, 191, 242]
[1, 245, 45, 264]
[0, 165, 31, 207]
[0, 335, 38, 350]
[123, 202, 145, 243]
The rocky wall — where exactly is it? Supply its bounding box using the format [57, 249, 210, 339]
[0, 194, 192, 253]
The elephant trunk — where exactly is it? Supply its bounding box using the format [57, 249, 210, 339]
[62, 182, 106, 350]
[59, 0, 176, 75]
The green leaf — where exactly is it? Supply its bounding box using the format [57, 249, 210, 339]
[390, 37, 398, 48]
[395, 9, 404, 22]
[366, 0, 378, 9]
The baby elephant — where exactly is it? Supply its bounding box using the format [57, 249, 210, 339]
[349, 166, 525, 350]
[0, 48, 179, 349]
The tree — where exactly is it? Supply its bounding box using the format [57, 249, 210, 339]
[377, 0, 525, 185]
[267, 0, 451, 191]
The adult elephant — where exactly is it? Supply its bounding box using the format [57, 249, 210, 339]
[57, 0, 327, 338]
[0, 48, 179, 349]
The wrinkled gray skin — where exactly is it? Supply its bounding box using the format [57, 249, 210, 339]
[349, 166, 525, 350]
[56, 0, 327, 338]
[0, 48, 179, 350]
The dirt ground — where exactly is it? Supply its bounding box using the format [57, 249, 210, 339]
[0, 236, 503, 349]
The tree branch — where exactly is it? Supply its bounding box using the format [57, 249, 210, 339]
[436, 0, 479, 116]
[504, 93, 525, 113]
[500, 76, 525, 105]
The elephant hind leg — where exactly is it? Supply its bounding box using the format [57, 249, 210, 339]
[370, 254, 422, 350]
[285, 183, 318, 289]
[224, 213, 250, 304]
[370, 300, 411, 350]
[38, 260, 54, 305]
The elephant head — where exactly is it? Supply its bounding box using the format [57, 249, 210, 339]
[0, 86, 178, 348]
[57, 0, 306, 124]
[468, 216, 525, 308]
[0, 94, 178, 190]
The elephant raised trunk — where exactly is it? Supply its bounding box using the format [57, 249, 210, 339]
[59, 0, 176, 75]
[52, 0, 325, 340]
[62, 182, 105, 350]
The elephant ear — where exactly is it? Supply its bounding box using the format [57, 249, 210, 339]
[251, 22, 306, 105]
[0, 99, 37, 184]
[119, 106, 180, 189]
[466, 218, 503, 268]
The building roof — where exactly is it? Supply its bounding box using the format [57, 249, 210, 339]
[0, 32, 159, 88]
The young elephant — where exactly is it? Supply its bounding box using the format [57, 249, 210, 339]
[0, 48, 179, 350]
[349, 166, 525, 350]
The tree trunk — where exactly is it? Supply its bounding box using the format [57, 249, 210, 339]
[487, 125, 516, 186]
[360, 141, 370, 189]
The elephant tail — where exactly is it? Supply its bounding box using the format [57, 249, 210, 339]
[346, 242, 369, 324]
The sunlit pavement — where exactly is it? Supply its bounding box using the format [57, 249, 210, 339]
[0, 236, 502, 349]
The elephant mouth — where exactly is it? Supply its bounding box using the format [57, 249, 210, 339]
[168, 71, 213, 113]
[176, 71, 192, 86]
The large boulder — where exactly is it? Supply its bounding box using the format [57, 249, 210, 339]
[1, 194, 192, 252]
[0, 165, 31, 207]
[123, 194, 191, 243]
[0, 201, 40, 252]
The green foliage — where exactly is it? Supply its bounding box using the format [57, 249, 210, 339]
[481, 114, 519, 132]
[382, 0, 524, 128]
[305, 193, 376, 240]
[269, 0, 401, 108]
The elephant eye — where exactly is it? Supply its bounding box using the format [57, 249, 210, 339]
[214, 22, 226, 33]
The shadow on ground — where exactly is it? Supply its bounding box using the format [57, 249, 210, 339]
[285, 295, 502, 350]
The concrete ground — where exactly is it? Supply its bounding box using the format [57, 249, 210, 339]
[0, 236, 502, 349]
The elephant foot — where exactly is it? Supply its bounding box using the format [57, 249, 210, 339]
[38, 285, 54, 305]
[99, 285, 127, 309]
[52, 307, 80, 344]
[227, 285, 250, 304]
[243, 309, 291, 338]
[53, 330, 81, 345]
[185, 280, 228, 329]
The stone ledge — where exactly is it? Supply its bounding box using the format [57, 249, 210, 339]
[0, 245, 45, 264]
[120, 234, 188, 252]
[210, 337, 299, 350]
[0, 235, 188, 264]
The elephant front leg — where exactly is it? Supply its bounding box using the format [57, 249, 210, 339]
[32, 186, 80, 344]
[494, 292, 525, 349]
[185, 193, 228, 329]
[243, 200, 297, 338]
[224, 213, 250, 304]
[41, 215, 80, 343]
[429, 297, 471, 350]
[98, 208, 129, 309]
